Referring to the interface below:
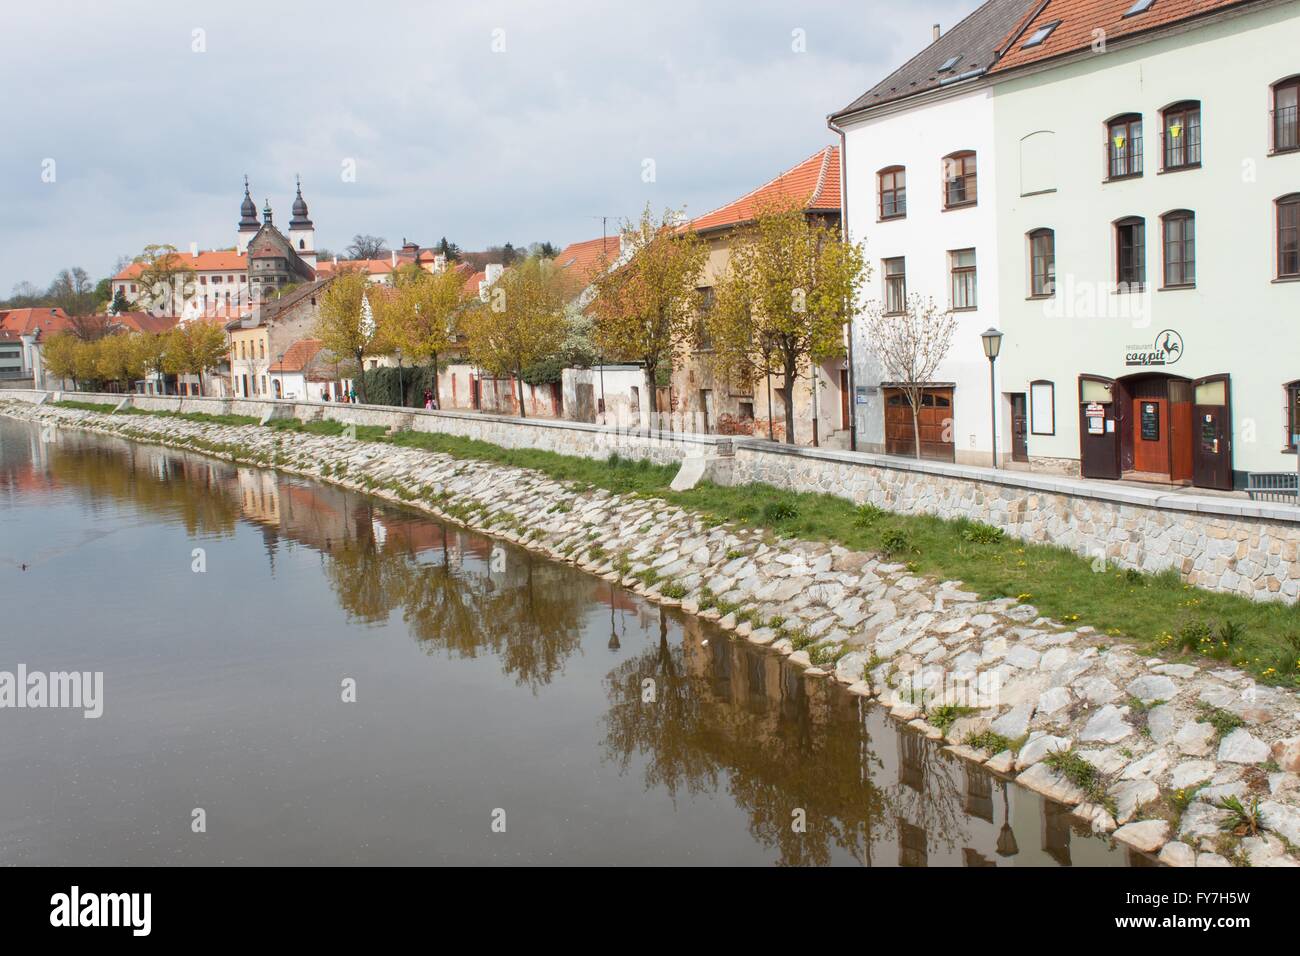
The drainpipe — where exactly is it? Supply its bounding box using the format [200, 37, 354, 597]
[827, 113, 856, 452]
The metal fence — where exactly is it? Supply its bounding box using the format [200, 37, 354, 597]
[1246, 471, 1299, 504]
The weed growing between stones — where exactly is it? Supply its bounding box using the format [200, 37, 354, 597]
[925, 703, 978, 734]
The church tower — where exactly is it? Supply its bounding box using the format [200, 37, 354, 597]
[236, 175, 259, 255]
[287, 175, 317, 268]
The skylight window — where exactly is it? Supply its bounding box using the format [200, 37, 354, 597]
[1124, 0, 1156, 15]
[938, 54, 961, 72]
[1021, 20, 1061, 49]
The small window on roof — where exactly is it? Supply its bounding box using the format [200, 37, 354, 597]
[1124, 0, 1156, 16]
[938, 54, 961, 72]
[1022, 20, 1061, 48]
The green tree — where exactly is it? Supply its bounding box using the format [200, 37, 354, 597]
[589, 205, 708, 429]
[461, 256, 568, 419]
[315, 270, 377, 403]
[706, 199, 866, 444]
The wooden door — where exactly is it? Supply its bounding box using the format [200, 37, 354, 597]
[1079, 377, 1119, 479]
[1192, 375, 1233, 490]
[885, 387, 955, 461]
[839, 369, 850, 430]
[1132, 397, 1169, 476]
[1010, 393, 1028, 462]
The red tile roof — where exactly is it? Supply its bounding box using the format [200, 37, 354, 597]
[113, 250, 246, 280]
[270, 338, 324, 373]
[110, 311, 179, 334]
[992, 0, 1258, 73]
[688, 145, 841, 234]
[555, 235, 622, 282]
[0, 307, 72, 335]
[314, 257, 393, 277]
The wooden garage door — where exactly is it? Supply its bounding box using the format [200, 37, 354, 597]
[885, 387, 955, 461]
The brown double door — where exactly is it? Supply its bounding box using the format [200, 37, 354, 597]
[884, 387, 955, 461]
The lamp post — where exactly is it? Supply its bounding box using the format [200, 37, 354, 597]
[276, 352, 284, 400]
[395, 347, 404, 407]
[980, 328, 1004, 469]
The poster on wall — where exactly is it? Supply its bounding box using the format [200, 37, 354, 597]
[1085, 401, 1105, 435]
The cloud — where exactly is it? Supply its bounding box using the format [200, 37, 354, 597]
[0, 0, 980, 290]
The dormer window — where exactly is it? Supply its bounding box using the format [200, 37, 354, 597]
[938, 55, 961, 72]
[1022, 21, 1060, 49]
[1123, 0, 1156, 15]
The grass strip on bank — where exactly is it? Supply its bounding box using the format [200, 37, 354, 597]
[379, 430, 1300, 687]
[40, 401, 1300, 686]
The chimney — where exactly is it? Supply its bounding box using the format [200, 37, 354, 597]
[390, 250, 397, 268]
[933, 24, 941, 42]
[191, 241, 199, 258]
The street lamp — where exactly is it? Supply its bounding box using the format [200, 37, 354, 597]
[276, 352, 284, 400]
[395, 347, 404, 407]
[980, 328, 1004, 469]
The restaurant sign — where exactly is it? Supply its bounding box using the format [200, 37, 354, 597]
[1125, 329, 1183, 367]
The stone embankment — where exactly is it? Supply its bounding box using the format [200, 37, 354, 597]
[7, 398, 1300, 867]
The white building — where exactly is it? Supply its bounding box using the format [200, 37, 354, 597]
[830, 0, 1032, 464]
[989, 0, 1300, 490]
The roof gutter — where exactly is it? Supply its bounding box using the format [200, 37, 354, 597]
[826, 112, 856, 453]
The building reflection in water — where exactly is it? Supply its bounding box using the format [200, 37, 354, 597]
[13, 425, 1136, 867]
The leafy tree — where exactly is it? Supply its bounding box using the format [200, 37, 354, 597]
[136, 330, 175, 393]
[706, 199, 866, 444]
[168, 321, 229, 395]
[315, 270, 378, 403]
[461, 256, 568, 418]
[95, 333, 145, 391]
[41, 332, 81, 388]
[589, 204, 708, 429]
[435, 237, 462, 261]
[346, 234, 389, 260]
[374, 263, 466, 408]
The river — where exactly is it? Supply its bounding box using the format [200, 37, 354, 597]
[0, 416, 1136, 866]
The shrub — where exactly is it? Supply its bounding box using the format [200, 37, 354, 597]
[854, 503, 888, 528]
[880, 529, 913, 558]
[959, 522, 1004, 545]
[763, 499, 799, 523]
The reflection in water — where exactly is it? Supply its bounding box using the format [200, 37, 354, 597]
[0, 419, 1134, 866]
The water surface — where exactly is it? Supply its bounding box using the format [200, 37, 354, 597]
[0, 416, 1135, 865]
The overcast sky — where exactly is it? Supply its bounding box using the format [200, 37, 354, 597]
[1, 0, 981, 291]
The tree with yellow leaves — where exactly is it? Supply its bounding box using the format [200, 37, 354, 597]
[167, 321, 229, 395]
[315, 270, 377, 403]
[375, 263, 466, 408]
[461, 256, 567, 419]
[95, 333, 146, 391]
[589, 205, 707, 430]
[705, 199, 866, 445]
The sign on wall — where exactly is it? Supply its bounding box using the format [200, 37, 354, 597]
[1125, 329, 1183, 368]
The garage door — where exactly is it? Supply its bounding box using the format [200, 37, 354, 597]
[884, 387, 955, 461]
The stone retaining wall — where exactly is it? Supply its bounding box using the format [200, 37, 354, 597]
[5, 398, 1300, 867]
[8, 388, 1298, 602]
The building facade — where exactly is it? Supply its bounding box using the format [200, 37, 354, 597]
[831, 0, 1033, 464]
[990, 0, 1300, 489]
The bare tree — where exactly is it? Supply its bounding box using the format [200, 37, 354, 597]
[864, 294, 957, 459]
[346, 234, 389, 260]
[48, 267, 97, 318]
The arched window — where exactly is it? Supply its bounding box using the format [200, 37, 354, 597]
[1272, 76, 1300, 153]
[1161, 101, 1201, 170]
[1161, 210, 1195, 288]
[1106, 113, 1143, 179]
[1278, 194, 1300, 278]
[877, 166, 906, 220]
[942, 151, 977, 208]
[1028, 228, 1055, 297]
[1114, 216, 1146, 291]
